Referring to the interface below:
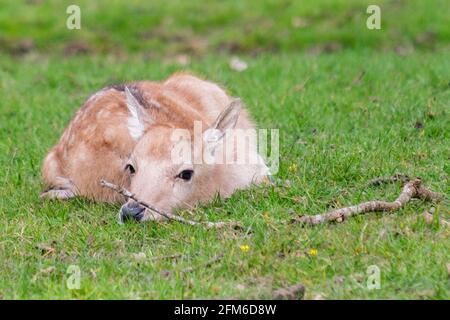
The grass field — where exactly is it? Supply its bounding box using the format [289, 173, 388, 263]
[0, 0, 449, 299]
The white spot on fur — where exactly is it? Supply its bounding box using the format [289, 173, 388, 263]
[76, 143, 89, 161]
[97, 109, 110, 118]
[147, 98, 161, 109]
[103, 128, 115, 144]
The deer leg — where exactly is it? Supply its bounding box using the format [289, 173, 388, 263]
[40, 176, 76, 200]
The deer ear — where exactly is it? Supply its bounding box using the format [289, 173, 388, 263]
[203, 98, 242, 146]
[125, 86, 152, 139]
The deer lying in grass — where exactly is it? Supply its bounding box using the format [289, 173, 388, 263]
[41, 73, 269, 222]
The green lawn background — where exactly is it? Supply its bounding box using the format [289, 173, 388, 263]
[0, 0, 448, 299]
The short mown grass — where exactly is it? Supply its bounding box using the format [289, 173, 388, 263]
[0, 0, 449, 299]
[0, 51, 448, 299]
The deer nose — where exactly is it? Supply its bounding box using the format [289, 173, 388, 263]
[119, 201, 145, 223]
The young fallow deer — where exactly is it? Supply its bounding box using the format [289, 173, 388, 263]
[41, 73, 269, 222]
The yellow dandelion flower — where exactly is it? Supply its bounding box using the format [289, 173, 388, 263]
[354, 246, 363, 255]
[308, 248, 318, 257]
[240, 245, 250, 253]
[288, 163, 298, 172]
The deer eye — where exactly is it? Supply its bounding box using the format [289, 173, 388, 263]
[125, 164, 136, 175]
[177, 169, 194, 181]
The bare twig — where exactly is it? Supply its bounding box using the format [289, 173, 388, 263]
[295, 177, 442, 226]
[415, 184, 443, 202]
[366, 173, 410, 186]
[100, 180, 242, 229]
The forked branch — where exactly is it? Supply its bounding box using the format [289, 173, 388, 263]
[295, 177, 442, 226]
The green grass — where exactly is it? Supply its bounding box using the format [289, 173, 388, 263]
[1, 0, 449, 55]
[0, 51, 448, 299]
[0, 0, 449, 300]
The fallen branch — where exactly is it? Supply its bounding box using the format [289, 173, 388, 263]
[100, 180, 242, 229]
[366, 173, 410, 186]
[295, 177, 442, 226]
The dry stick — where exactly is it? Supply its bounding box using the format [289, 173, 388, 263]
[366, 173, 410, 186]
[296, 177, 442, 226]
[100, 180, 241, 229]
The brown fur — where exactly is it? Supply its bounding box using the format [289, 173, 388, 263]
[42, 73, 267, 216]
